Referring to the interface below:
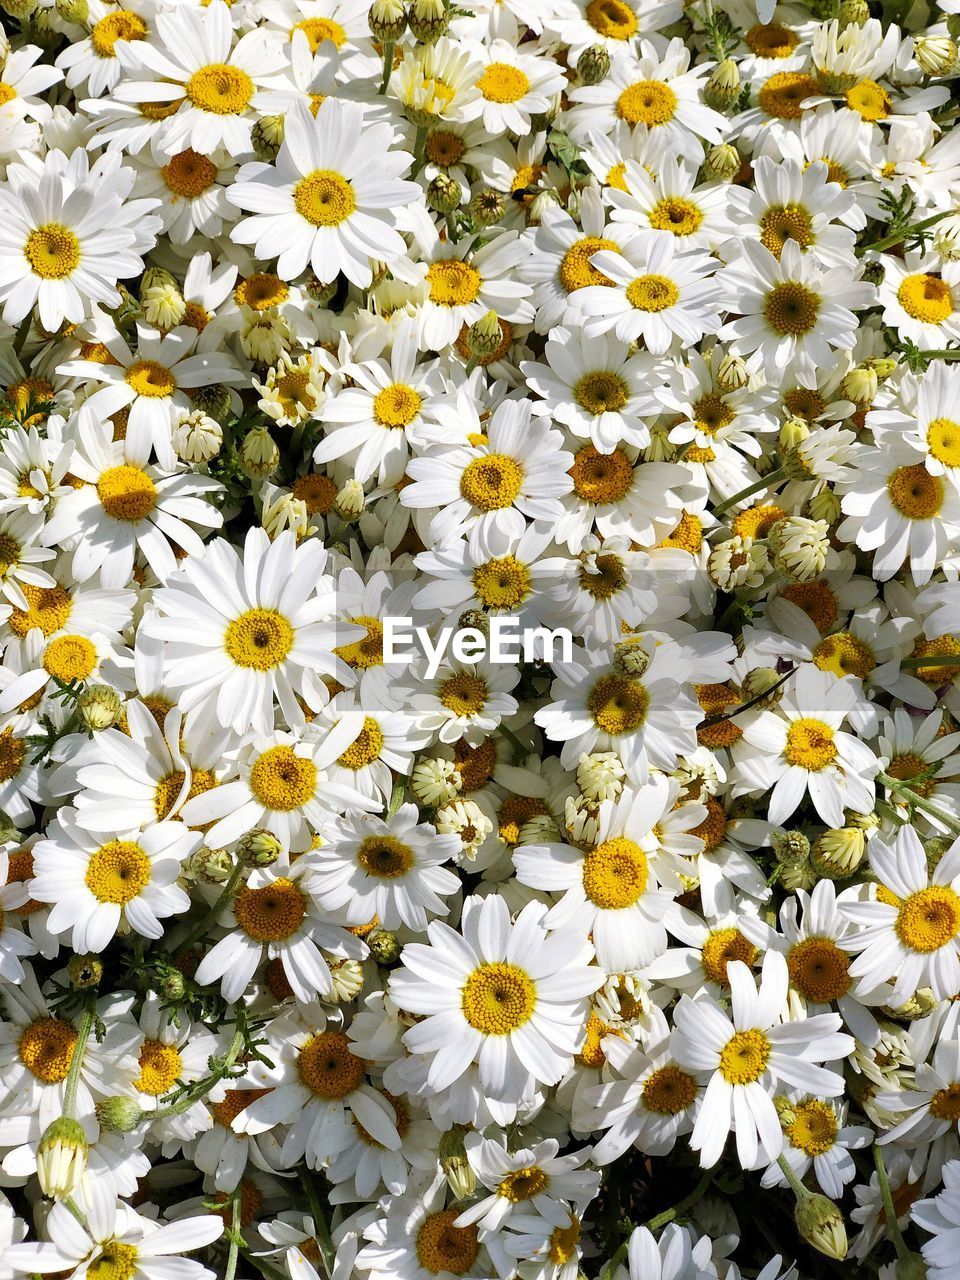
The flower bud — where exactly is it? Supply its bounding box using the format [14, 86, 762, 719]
[804, 489, 841, 525]
[68, 954, 103, 989]
[239, 426, 279, 479]
[329, 958, 365, 1000]
[576, 44, 610, 86]
[795, 1192, 847, 1260]
[141, 280, 186, 331]
[54, 0, 87, 22]
[427, 174, 462, 213]
[704, 58, 741, 112]
[702, 143, 740, 183]
[840, 366, 878, 405]
[189, 383, 234, 423]
[740, 667, 783, 707]
[0, 0, 38, 20]
[528, 190, 560, 226]
[458, 609, 490, 637]
[772, 829, 810, 865]
[369, 0, 406, 40]
[411, 757, 462, 806]
[157, 968, 186, 1001]
[237, 829, 282, 867]
[613, 638, 649, 677]
[768, 515, 831, 582]
[367, 928, 402, 964]
[779, 416, 810, 451]
[261, 486, 310, 541]
[716, 352, 749, 391]
[334, 478, 365, 521]
[838, 0, 869, 26]
[914, 36, 958, 78]
[252, 115, 285, 162]
[466, 310, 503, 358]
[189, 846, 234, 883]
[78, 685, 122, 731]
[408, 0, 448, 42]
[469, 188, 506, 226]
[439, 1127, 476, 1199]
[861, 260, 885, 286]
[811, 827, 865, 879]
[95, 1096, 144, 1135]
[37, 1118, 88, 1198]
[173, 410, 223, 464]
[707, 536, 770, 592]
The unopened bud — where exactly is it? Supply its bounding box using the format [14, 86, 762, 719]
[914, 36, 958, 77]
[804, 489, 841, 525]
[771, 829, 810, 865]
[369, 0, 406, 40]
[740, 667, 783, 706]
[702, 143, 741, 183]
[367, 928, 402, 964]
[54, 0, 87, 22]
[704, 58, 741, 112]
[239, 426, 279, 479]
[861, 260, 885, 286]
[407, 0, 448, 42]
[466, 310, 503, 358]
[78, 685, 122, 731]
[329, 958, 365, 1000]
[0, 0, 38, 20]
[252, 115, 284, 162]
[576, 44, 610, 86]
[237, 829, 282, 867]
[528, 190, 560, 226]
[427, 174, 462, 212]
[37, 1118, 88, 1198]
[795, 1192, 847, 1260]
[864, 357, 896, 382]
[141, 280, 186, 331]
[469, 188, 506, 226]
[157, 968, 186, 1001]
[439, 1127, 476, 1199]
[189, 383, 234, 423]
[189, 846, 234, 884]
[173, 410, 223, 463]
[716, 352, 749, 391]
[458, 609, 489, 637]
[840, 366, 878, 405]
[780, 417, 810, 451]
[811, 826, 865, 879]
[838, 0, 869, 26]
[95, 1096, 143, 1135]
[613, 639, 649, 677]
[68, 954, 103, 989]
[334, 478, 365, 521]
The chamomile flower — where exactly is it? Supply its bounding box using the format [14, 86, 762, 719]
[877, 253, 960, 347]
[461, 42, 565, 137]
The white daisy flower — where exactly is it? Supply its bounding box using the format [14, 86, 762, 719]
[461, 41, 566, 137]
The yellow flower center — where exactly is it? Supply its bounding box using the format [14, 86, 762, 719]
[135, 1040, 183, 1096]
[930, 1083, 960, 1122]
[585, 0, 637, 38]
[235, 877, 306, 941]
[90, 11, 147, 57]
[626, 273, 679, 312]
[293, 472, 337, 515]
[578, 553, 627, 600]
[758, 72, 817, 120]
[784, 718, 837, 770]
[18, 1017, 78, 1083]
[337, 718, 385, 770]
[235, 273, 290, 311]
[549, 1218, 580, 1266]
[439, 672, 488, 716]
[649, 197, 703, 238]
[559, 237, 617, 293]
[126, 360, 176, 399]
[787, 1100, 838, 1155]
[293, 169, 356, 226]
[927, 417, 960, 468]
[249, 745, 317, 811]
[356, 835, 414, 879]
[898, 274, 954, 324]
[472, 554, 531, 608]
[759, 204, 814, 257]
[745, 22, 799, 58]
[23, 224, 80, 280]
[812, 631, 876, 680]
[719, 1028, 771, 1085]
[912, 634, 960, 684]
[183, 302, 210, 331]
[895, 885, 960, 954]
[477, 63, 530, 103]
[783, 387, 827, 421]
[764, 282, 820, 336]
[0, 728, 26, 782]
[690, 393, 735, 436]
[887, 464, 943, 519]
[845, 79, 891, 121]
[787, 936, 850, 1002]
[616, 80, 677, 126]
[642, 1064, 698, 1114]
[224, 607, 294, 670]
[185, 63, 253, 115]
[86, 1243, 139, 1280]
[661, 510, 703, 554]
[416, 1210, 479, 1276]
[97, 463, 158, 523]
[85, 840, 151, 905]
[298, 1030, 365, 1097]
[570, 444, 633, 504]
[780, 580, 838, 633]
[161, 149, 218, 198]
[425, 130, 466, 166]
[574, 370, 628, 415]
[582, 836, 649, 909]
[335, 615, 384, 669]
[460, 453, 523, 510]
[155, 767, 216, 820]
[701, 928, 758, 986]
[887, 752, 934, 798]
[691, 796, 727, 852]
[43, 634, 96, 684]
[587, 673, 648, 735]
[462, 962, 536, 1034]
[498, 1166, 548, 1201]
[732, 503, 787, 545]
[373, 383, 421, 428]
[575, 1009, 618, 1067]
[140, 99, 182, 121]
[210, 1087, 272, 1128]
[427, 259, 482, 306]
[292, 16, 346, 49]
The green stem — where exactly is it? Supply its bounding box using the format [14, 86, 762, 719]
[900, 653, 960, 669]
[644, 1168, 714, 1232]
[176, 859, 245, 956]
[912, 348, 960, 361]
[872, 1143, 911, 1263]
[464, 354, 479, 375]
[387, 778, 406, 816]
[62, 1001, 95, 1120]
[712, 466, 787, 516]
[878, 770, 960, 836]
[303, 1172, 336, 1279]
[64, 1196, 89, 1228]
[379, 41, 395, 94]
[223, 1191, 241, 1280]
[150, 1027, 245, 1121]
[777, 1152, 810, 1200]
[12, 313, 31, 357]
[412, 126, 428, 176]
[860, 209, 952, 255]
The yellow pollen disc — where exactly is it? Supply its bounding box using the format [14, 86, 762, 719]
[605, 162, 628, 191]
[416, 1210, 479, 1276]
[97, 463, 157, 522]
[18, 1017, 78, 1083]
[211, 1180, 263, 1227]
[154, 769, 188, 819]
[787, 936, 850, 1001]
[140, 99, 182, 121]
[460, 453, 523, 510]
[293, 472, 337, 515]
[161, 149, 218, 198]
[691, 797, 727, 852]
[616, 79, 677, 126]
[462, 961, 536, 1034]
[586, 0, 637, 38]
[472, 554, 531, 609]
[477, 63, 530, 104]
[887, 464, 943, 519]
[498, 1166, 548, 1202]
[642, 1064, 697, 1114]
[298, 1030, 365, 1097]
[578, 553, 627, 600]
[549, 1219, 580, 1266]
[43, 634, 96, 683]
[760, 204, 814, 257]
[91, 11, 147, 56]
[337, 718, 385, 769]
[691, 393, 735, 437]
[575, 1009, 619, 1067]
[0, 83, 14, 107]
[425, 130, 466, 166]
[293, 169, 356, 227]
[373, 383, 421, 428]
[812, 632, 876, 680]
[898, 274, 954, 324]
[684, 446, 715, 464]
[582, 836, 648, 909]
[764, 281, 820, 336]
[719, 1028, 771, 1085]
[9, 583, 72, 638]
[498, 794, 547, 846]
[335, 615, 384, 669]
[135, 1040, 183, 1095]
[570, 444, 633, 504]
[661, 510, 703, 555]
[235, 273, 289, 311]
[887, 752, 934, 798]
[453, 736, 496, 791]
[210, 1087, 272, 1128]
[930, 1083, 960, 1122]
[559, 237, 617, 293]
[224, 607, 294, 670]
[574, 370, 628, 415]
[86, 1242, 140, 1280]
[6, 849, 42, 915]
[249, 745, 317, 811]
[895, 885, 960, 954]
[234, 877, 306, 941]
[845, 79, 891, 121]
[292, 16, 346, 49]
[745, 22, 799, 58]
[649, 196, 703, 238]
[701, 928, 756, 986]
[185, 63, 253, 115]
[85, 840, 150, 905]
[587, 673, 648, 735]
[626, 273, 678, 312]
[182, 302, 210, 331]
[0, 728, 26, 782]
[784, 717, 837, 771]
[356, 835, 414, 879]
[783, 387, 826, 421]
[912, 634, 960, 684]
[927, 417, 960, 468]
[439, 672, 488, 716]
[23, 224, 80, 280]
[0, 531, 21, 577]
[780, 581, 838, 634]
[732, 503, 785, 541]
[787, 1100, 838, 1155]
[758, 72, 817, 120]
[427, 259, 481, 306]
